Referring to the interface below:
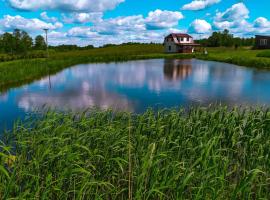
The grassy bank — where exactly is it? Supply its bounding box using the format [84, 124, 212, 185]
[1, 107, 270, 199]
[257, 50, 270, 58]
[198, 47, 270, 69]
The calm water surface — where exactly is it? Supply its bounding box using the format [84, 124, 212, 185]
[1, 59, 270, 130]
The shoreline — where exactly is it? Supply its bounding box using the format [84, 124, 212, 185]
[1, 47, 270, 92]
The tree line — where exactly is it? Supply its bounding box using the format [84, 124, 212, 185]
[50, 44, 94, 52]
[0, 29, 47, 54]
[0, 29, 94, 55]
[195, 29, 255, 47]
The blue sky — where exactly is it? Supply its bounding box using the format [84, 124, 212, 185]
[0, 0, 269, 46]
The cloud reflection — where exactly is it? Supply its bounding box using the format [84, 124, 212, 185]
[18, 81, 134, 112]
[0, 93, 8, 102]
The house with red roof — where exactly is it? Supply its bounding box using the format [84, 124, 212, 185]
[164, 33, 200, 53]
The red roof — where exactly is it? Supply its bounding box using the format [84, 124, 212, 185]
[166, 33, 193, 38]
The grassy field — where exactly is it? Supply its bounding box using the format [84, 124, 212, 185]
[0, 107, 270, 199]
[257, 50, 270, 58]
[1, 44, 270, 92]
[198, 47, 270, 69]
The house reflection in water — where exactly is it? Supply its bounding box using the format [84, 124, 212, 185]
[163, 59, 192, 81]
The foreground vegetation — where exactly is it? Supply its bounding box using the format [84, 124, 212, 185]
[0, 107, 270, 199]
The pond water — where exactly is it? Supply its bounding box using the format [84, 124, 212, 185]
[1, 58, 270, 130]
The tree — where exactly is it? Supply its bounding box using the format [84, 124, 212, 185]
[2, 32, 14, 54]
[34, 35, 46, 50]
[208, 32, 221, 47]
[220, 29, 234, 47]
[13, 29, 23, 54]
[200, 29, 239, 47]
[21, 31, 33, 54]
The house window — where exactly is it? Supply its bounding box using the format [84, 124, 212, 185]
[187, 37, 190, 42]
[168, 46, 171, 51]
[181, 37, 184, 42]
[260, 39, 268, 46]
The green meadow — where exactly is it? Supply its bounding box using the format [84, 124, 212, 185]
[198, 47, 270, 69]
[1, 107, 270, 199]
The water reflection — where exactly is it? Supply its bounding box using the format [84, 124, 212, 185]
[2, 59, 270, 131]
[18, 81, 134, 112]
[0, 93, 7, 102]
[164, 59, 192, 81]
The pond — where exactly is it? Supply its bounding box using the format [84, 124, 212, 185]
[1, 58, 270, 130]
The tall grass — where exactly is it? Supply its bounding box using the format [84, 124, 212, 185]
[1, 106, 270, 199]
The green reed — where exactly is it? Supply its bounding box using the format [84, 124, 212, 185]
[0, 106, 270, 199]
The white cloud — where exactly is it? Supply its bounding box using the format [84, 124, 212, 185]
[212, 3, 270, 36]
[145, 9, 184, 30]
[253, 17, 270, 34]
[67, 27, 98, 38]
[95, 15, 145, 35]
[8, 0, 125, 12]
[182, 0, 221, 11]
[93, 10, 183, 35]
[62, 9, 184, 46]
[63, 26, 167, 47]
[62, 12, 103, 24]
[254, 17, 270, 28]
[189, 19, 212, 34]
[49, 31, 67, 38]
[213, 3, 252, 35]
[40, 12, 58, 23]
[0, 15, 63, 32]
[214, 3, 249, 22]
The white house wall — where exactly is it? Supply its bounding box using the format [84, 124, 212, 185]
[178, 37, 193, 44]
[164, 41, 178, 53]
